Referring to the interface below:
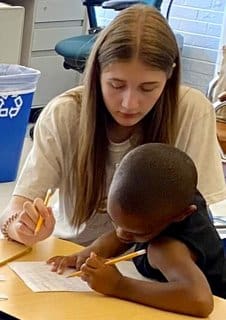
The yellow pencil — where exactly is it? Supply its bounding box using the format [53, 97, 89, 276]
[0, 246, 32, 267]
[66, 248, 146, 278]
[34, 189, 52, 235]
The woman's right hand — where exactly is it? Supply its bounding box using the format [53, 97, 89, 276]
[47, 248, 93, 274]
[7, 198, 55, 246]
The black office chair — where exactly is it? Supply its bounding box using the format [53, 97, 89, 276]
[55, 0, 164, 73]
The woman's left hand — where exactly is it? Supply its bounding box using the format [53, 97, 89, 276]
[80, 252, 123, 296]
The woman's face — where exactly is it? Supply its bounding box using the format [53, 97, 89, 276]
[100, 59, 167, 127]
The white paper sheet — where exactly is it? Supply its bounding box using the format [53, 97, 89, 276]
[9, 261, 92, 292]
[9, 260, 151, 293]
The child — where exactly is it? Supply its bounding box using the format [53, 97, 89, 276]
[48, 143, 226, 317]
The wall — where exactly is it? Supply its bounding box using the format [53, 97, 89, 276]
[96, 0, 226, 94]
[164, 0, 225, 93]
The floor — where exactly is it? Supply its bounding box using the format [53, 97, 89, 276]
[0, 136, 226, 220]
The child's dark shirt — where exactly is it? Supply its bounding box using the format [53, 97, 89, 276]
[134, 191, 226, 298]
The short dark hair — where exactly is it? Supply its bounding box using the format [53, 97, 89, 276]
[109, 143, 197, 217]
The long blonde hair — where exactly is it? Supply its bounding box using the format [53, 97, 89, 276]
[71, 4, 180, 227]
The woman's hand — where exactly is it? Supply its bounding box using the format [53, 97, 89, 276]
[47, 247, 94, 274]
[80, 252, 123, 296]
[7, 198, 55, 246]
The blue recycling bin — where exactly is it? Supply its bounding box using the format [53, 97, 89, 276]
[0, 64, 40, 182]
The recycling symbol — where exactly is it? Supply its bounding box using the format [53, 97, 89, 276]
[0, 95, 23, 118]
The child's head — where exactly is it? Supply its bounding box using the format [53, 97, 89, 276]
[108, 143, 197, 243]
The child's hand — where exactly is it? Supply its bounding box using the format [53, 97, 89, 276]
[80, 252, 123, 296]
[47, 248, 93, 274]
[47, 255, 77, 274]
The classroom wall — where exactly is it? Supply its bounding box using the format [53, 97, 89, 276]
[164, 0, 225, 93]
[96, 0, 226, 94]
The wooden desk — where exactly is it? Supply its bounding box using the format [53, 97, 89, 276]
[0, 238, 225, 320]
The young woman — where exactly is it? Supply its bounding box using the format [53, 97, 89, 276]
[1, 5, 225, 246]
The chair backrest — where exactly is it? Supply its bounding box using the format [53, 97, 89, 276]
[144, 0, 162, 10]
[82, 0, 106, 28]
[83, 0, 164, 28]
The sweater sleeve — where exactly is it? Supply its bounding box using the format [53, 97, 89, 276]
[13, 92, 79, 201]
[174, 87, 226, 204]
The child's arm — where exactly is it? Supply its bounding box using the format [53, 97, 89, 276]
[81, 237, 214, 318]
[47, 230, 131, 273]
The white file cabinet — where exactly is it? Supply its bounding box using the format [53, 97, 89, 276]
[0, 3, 24, 64]
[5, 0, 85, 108]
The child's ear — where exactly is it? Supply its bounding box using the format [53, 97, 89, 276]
[174, 204, 197, 222]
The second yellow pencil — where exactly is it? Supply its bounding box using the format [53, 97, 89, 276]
[0, 246, 32, 267]
[66, 249, 146, 278]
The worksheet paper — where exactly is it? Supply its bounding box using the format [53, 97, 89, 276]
[9, 261, 91, 292]
[9, 261, 150, 293]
